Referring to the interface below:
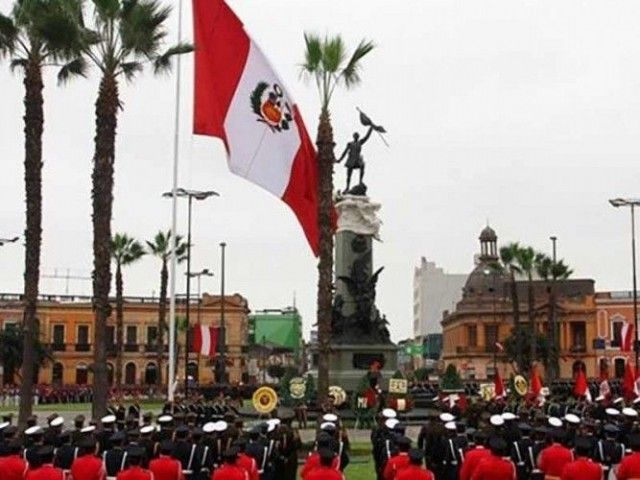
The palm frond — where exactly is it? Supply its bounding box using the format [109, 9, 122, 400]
[91, 0, 120, 23]
[119, 60, 143, 81]
[9, 57, 28, 72]
[321, 35, 345, 74]
[0, 13, 18, 55]
[301, 32, 321, 74]
[119, 0, 171, 59]
[341, 38, 374, 88]
[152, 42, 192, 74]
[57, 57, 87, 84]
[34, 3, 84, 60]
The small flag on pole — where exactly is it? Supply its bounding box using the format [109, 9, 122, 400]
[190, 326, 219, 356]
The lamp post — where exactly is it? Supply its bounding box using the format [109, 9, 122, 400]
[549, 236, 558, 381]
[215, 242, 227, 384]
[484, 268, 498, 378]
[163, 188, 219, 395]
[609, 198, 640, 369]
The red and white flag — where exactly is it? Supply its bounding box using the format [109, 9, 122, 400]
[495, 342, 504, 353]
[190, 326, 219, 356]
[622, 320, 635, 352]
[193, 0, 320, 255]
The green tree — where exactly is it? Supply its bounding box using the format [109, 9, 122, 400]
[62, 0, 191, 418]
[440, 364, 464, 391]
[300, 33, 374, 401]
[110, 233, 145, 388]
[0, 324, 52, 385]
[515, 245, 537, 364]
[0, 0, 83, 427]
[146, 231, 187, 388]
[498, 242, 523, 371]
[536, 253, 572, 381]
[504, 328, 550, 373]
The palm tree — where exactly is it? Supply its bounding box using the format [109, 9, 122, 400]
[110, 233, 145, 389]
[516, 245, 537, 365]
[61, 0, 191, 418]
[301, 34, 374, 401]
[0, 0, 83, 427]
[536, 253, 573, 381]
[499, 242, 523, 371]
[0, 324, 52, 385]
[146, 231, 187, 388]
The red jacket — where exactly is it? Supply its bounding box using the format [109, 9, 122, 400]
[538, 444, 574, 477]
[617, 452, 640, 480]
[300, 453, 340, 479]
[116, 466, 154, 480]
[383, 453, 411, 480]
[211, 464, 249, 480]
[70, 455, 106, 480]
[396, 465, 435, 480]
[0, 454, 28, 480]
[305, 466, 344, 480]
[25, 464, 64, 480]
[460, 447, 492, 480]
[149, 455, 184, 480]
[560, 457, 603, 480]
[471, 455, 517, 480]
[236, 453, 259, 480]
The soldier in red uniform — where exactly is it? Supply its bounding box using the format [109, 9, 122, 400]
[305, 449, 344, 480]
[116, 447, 154, 480]
[382, 437, 412, 480]
[560, 437, 603, 480]
[212, 447, 250, 480]
[0, 439, 28, 480]
[25, 445, 64, 480]
[471, 437, 517, 480]
[70, 437, 106, 480]
[300, 434, 340, 479]
[234, 439, 259, 480]
[396, 450, 435, 480]
[616, 434, 640, 480]
[538, 429, 573, 478]
[149, 440, 184, 480]
[460, 432, 491, 480]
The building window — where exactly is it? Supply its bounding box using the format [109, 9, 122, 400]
[125, 363, 137, 384]
[107, 363, 114, 386]
[144, 363, 158, 385]
[76, 363, 88, 385]
[126, 326, 137, 345]
[485, 325, 498, 351]
[615, 358, 626, 379]
[570, 322, 586, 352]
[467, 325, 477, 347]
[611, 315, 625, 348]
[52, 362, 63, 385]
[52, 325, 65, 351]
[106, 326, 116, 354]
[77, 325, 89, 344]
[146, 326, 158, 347]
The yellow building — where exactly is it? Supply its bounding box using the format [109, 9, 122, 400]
[0, 292, 250, 387]
[442, 227, 597, 379]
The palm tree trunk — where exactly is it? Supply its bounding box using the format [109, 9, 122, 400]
[316, 109, 335, 402]
[509, 270, 522, 371]
[528, 276, 536, 366]
[157, 260, 168, 387]
[18, 57, 43, 428]
[115, 262, 124, 390]
[91, 73, 118, 419]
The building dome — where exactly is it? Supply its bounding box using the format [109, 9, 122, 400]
[463, 264, 507, 298]
[479, 225, 497, 242]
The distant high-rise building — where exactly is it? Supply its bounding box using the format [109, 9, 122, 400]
[413, 258, 466, 336]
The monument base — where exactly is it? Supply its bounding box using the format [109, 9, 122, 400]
[309, 343, 398, 393]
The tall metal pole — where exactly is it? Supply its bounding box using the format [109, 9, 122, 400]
[550, 235, 558, 381]
[492, 273, 497, 377]
[167, 0, 184, 402]
[184, 196, 193, 395]
[216, 243, 227, 383]
[632, 206, 639, 369]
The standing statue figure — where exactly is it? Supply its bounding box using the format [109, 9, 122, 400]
[336, 110, 387, 193]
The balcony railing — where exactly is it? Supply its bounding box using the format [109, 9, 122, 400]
[51, 343, 66, 352]
[124, 344, 139, 352]
[75, 343, 91, 352]
[569, 344, 586, 353]
[456, 345, 497, 354]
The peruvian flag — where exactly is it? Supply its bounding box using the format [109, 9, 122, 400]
[573, 368, 591, 402]
[622, 320, 635, 352]
[495, 342, 504, 353]
[193, 0, 320, 254]
[493, 370, 505, 399]
[190, 326, 219, 356]
[599, 372, 612, 400]
[623, 362, 637, 401]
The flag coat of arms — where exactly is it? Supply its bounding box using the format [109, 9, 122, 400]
[192, 0, 320, 255]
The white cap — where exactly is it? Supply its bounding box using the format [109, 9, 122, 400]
[80, 426, 96, 433]
[439, 413, 455, 422]
[140, 425, 155, 434]
[382, 408, 397, 419]
[489, 415, 504, 427]
[213, 421, 228, 432]
[634, 397, 640, 405]
[548, 417, 563, 428]
[157, 415, 173, 424]
[101, 415, 116, 425]
[322, 413, 338, 423]
[606, 408, 621, 417]
[0, 422, 9, 431]
[614, 397, 624, 404]
[25, 426, 43, 436]
[444, 421, 457, 431]
[320, 421, 336, 431]
[384, 418, 399, 429]
[623, 407, 639, 418]
[595, 395, 605, 402]
[564, 414, 580, 425]
[202, 422, 216, 434]
[502, 412, 516, 421]
[50, 416, 64, 427]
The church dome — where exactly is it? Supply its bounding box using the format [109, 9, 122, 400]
[462, 225, 507, 298]
[479, 225, 497, 242]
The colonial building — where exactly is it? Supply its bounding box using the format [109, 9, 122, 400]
[442, 226, 597, 379]
[0, 292, 250, 387]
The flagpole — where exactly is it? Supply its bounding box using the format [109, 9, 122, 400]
[167, 0, 184, 402]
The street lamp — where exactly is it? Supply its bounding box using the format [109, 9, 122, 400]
[609, 198, 640, 369]
[0, 237, 19, 246]
[163, 188, 219, 395]
[215, 242, 227, 384]
[483, 268, 498, 378]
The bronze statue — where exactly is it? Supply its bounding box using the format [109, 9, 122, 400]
[336, 110, 386, 193]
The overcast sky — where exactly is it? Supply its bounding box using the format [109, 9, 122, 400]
[2, 0, 640, 342]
